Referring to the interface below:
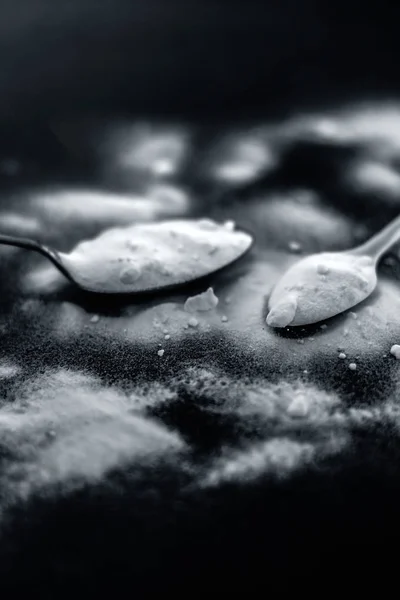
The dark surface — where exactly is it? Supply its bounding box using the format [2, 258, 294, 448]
[1, 0, 400, 594]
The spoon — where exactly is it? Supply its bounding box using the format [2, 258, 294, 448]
[266, 214, 400, 327]
[0, 220, 254, 294]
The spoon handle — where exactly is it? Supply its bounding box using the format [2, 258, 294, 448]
[0, 233, 72, 280]
[0, 233, 45, 252]
[351, 213, 400, 260]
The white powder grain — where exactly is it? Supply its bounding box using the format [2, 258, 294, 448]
[288, 241, 302, 253]
[62, 219, 252, 294]
[390, 344, 400, 359]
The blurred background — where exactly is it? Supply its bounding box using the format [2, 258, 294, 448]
[1, 0, 399, 122]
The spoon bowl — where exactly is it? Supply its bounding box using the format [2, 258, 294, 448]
[267, 213, 400, 328]
[266, 216, 400, 327]
[266, 251, 376, 327]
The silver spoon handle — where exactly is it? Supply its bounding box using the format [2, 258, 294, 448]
[0, 233, 45, 253]
[351, 213, 400, 260]
[0, 233, 73, 281]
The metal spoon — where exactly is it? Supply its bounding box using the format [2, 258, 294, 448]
[0, 223, 254, 294]
[266, 214, 400, 327]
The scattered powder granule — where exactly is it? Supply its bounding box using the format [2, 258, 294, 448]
[349, 362, 357, 370]
[184, 287, 219, 312]
[157, 349, 165, 357]
[164, 334, 171, 340]
[320, 324, 328, 330]
[188, 317, 199, 328]
[90, 315, 100, 323]
[390, 344, 400, 359]
[288, 241, 302, 253]
[224, 220, 235, 231]
[349, 312, 358, 319]
[339, 352, 347, 359]
[221, 315, 228, 322]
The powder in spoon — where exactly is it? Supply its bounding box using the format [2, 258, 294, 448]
[267, 253, 376, 327]
[63, 219, 252, 294]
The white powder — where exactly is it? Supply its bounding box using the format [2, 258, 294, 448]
[157, 349, 165, 357]
[390, 344, 400, 359]
[288, 241, 302, 253]
[267, 253, 376, 327]
[184, 287, 219, 313]
[188, 317, 199, 328]
[62, 219, 252, 294]
[339, 352, 346, 359]
[349, 363, 357, 371]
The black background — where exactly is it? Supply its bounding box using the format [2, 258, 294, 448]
[1, 0, 399, 120]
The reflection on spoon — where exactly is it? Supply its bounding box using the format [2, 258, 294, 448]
[266, 214, 400, 327]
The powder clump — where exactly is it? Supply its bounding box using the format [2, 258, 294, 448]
[184, 287, 219, 313]
[390, 344, 400, 359]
